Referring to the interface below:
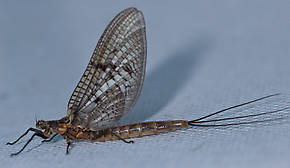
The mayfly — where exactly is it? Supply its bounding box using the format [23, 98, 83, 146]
[7, 7, 288, 156]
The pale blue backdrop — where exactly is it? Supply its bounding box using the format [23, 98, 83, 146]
[1, 1, 290, 168]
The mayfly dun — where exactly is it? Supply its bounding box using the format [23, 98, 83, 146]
[7, 7, 288, 156]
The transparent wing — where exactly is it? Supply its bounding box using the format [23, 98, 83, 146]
[67, 8, 146, 130]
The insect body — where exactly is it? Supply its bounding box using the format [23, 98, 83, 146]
[7, 8, 288, 156]
[35, 118, 188, 142]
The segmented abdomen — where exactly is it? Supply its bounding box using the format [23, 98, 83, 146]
[88, 120, 188, 141]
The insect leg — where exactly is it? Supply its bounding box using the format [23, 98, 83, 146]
[10, 131, 47, 156]
[112, 132, 134, 144]
[66, 139, 71, 155]
[42, 133, 58, 143]
[7, 128, 43, 145]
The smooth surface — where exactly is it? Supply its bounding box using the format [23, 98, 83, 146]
[1, 1, 290, 168]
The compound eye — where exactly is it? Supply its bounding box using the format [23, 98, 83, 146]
[40, 123, 45, 128]
[36, 121, 46, 129]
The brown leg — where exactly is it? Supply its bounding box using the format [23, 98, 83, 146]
[112, 133, 134, 144]
[42, 133, 58, 143]
[10, 131, 47, 156]
[66, 139, 71, 155]
[7, 128, 44, 145]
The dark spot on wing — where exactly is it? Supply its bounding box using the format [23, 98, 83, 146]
[94, 97, 101, 104]
[123, 64, 133, 74]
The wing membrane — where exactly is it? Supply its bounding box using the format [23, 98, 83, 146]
[67, 8, 146, 130]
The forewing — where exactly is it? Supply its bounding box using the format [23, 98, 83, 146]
[67, 8, 146, 130]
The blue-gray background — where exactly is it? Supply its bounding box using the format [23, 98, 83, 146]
[1, 1, 290, 168]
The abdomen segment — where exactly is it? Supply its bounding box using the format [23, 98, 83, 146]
[89, 120, 188, 141]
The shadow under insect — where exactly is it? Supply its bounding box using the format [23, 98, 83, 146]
[121, 39, 210, 123]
